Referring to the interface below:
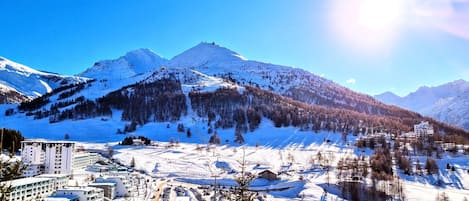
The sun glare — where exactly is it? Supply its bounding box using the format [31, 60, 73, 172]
[329, 0, 405, 54]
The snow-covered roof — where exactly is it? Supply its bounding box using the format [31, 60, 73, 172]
[88, 182, 116, 186]
[0, 177, 52, 187]
[36, 174, 70, 178]
[46, 194, 79, 201]
[57, 186, 101, 192]
[414, 121, 432, 130]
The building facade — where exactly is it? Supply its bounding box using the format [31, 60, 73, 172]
[36, 174, 70, 191]
[95, 176, 132, 197]
[414, 121, 434, 137]
[0, 177, 55, 201]
[72, 152, 100, 170]
[88, 182, 116, 200]
[21, 140, 75, 176]
[52, 187, 104, 201]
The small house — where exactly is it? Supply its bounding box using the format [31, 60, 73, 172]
[258, 170, 278, 181]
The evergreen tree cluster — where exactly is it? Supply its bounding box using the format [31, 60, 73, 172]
[120, 135, 151, 145]
[0, 128, 24, 153]
[98, 78, 187, 126]
[19, 80, 94, 111]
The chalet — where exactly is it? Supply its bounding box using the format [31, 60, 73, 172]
[258, 170, 278, 181]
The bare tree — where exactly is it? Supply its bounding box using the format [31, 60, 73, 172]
[232, 148, 256, 201]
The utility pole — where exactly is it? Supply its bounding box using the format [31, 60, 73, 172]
[212, 174, 219, 201]
[1, 127, 3, 154]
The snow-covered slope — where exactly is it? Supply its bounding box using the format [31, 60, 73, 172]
[167, 42, 399, 117]
[76, 48, 168, 99]
[168, 42, 331, 94]
[0, 83, 29, 103]
[375, 79, 469, 130]
[2, 42, 467, 141]
[80, 48, 167, 80]
[0, 56, 88, 103]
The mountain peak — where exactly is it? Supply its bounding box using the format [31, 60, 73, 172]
[124, 48, 163, 60]
[80, 48, 168, 79]
[168, 42, 247, 67]
[376, 91, 400, 98]
[0, 56, 43, 76]
[0, 56, 87, 100]
[446, 79, 468, 87]
[374, 91, 402, 106]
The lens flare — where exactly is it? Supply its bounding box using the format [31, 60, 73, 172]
[328, 0, 406, 54]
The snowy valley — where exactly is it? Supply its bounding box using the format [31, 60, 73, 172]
[0, 42, 468, 201]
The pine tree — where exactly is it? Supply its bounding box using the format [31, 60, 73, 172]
[0, 154, 27, 200]
[232, 148, 255, 201]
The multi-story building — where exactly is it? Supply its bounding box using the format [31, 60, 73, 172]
[36, 174, 70, 191]
[21, 140, 75, 176]
[0, 177, 55, 201]
[21, 140, 46, 177]
[51, 187, 104, 201]
[72, 152, 100, 170]
[44, 141, 74, 174]
[45, 194, 79, 201]
[88, 182, 116, 200]
[95, 176, 132, 197]
[22, 163, 45, 177]
[414, 121, 434, 137]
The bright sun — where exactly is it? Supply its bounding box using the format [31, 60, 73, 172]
[329, 0, 405, 54]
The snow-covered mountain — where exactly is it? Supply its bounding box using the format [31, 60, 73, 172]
[0, 56, 88, 103]
[80, 48, 167, 80]
[167, 42, 402, 116]
[1, 42, 467, 142]
[75, 48, 169, 99]
[375, 79, 469, 130]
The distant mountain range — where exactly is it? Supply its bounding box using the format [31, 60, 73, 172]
[375, 79, 469, 131]
[0, 42, 467, 142]
[0, 56, 88, 104]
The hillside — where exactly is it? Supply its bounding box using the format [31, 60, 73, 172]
[375, 79, 469, 130]
[0, 56, 88, 103]
[1, 42, 468, 143]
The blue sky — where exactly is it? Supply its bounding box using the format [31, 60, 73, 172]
[1, 0, 468, 96]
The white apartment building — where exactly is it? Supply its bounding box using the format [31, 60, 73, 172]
[95, 176, 132, 197]
[0, 177, 55, 201]
[21, 140, 75, 176]
[414, 121, 434, 137]
[72, 152, 100, 170]
[36, 174, 70, 190]
[51, 187, 104, 201]
[44, 142, 74, 174]
[88, 182, 116, 200]
[23, 163, 45, 177]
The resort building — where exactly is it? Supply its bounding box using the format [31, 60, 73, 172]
[50, 187, 104, 201]
[0, 177, 55, 201]
[21, 140, 75, 176]
[72, 152, 100, 170]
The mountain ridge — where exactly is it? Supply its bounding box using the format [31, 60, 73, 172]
[0, 56, 88, 103]
[1, 42, 468, 142]
[375, 79, 469, 130]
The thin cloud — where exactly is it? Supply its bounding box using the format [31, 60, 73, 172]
[413, 0, 469, 40]
[346, 78, 356, 84]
